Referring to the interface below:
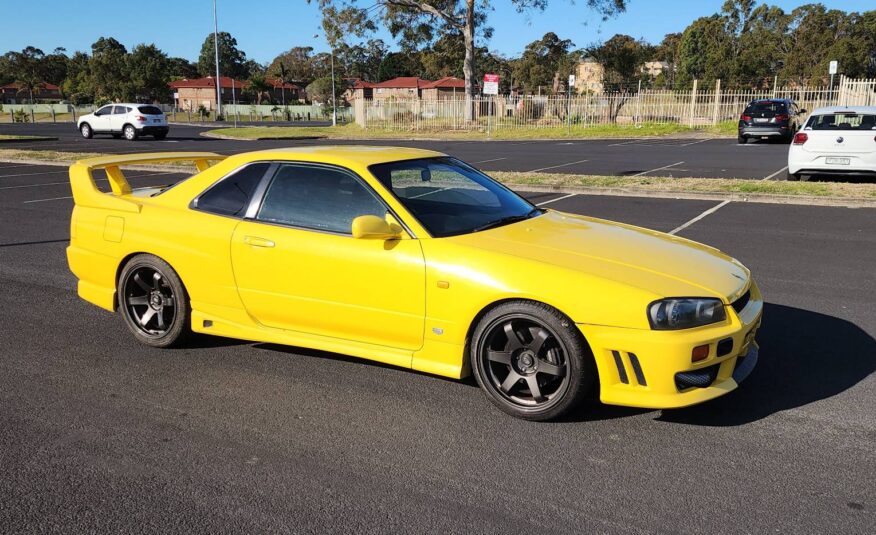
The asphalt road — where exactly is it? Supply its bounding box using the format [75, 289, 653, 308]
[1, 160, 874, 533]
[0, 122, 796, 180]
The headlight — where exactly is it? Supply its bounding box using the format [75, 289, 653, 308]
[648, 298, 726, 330]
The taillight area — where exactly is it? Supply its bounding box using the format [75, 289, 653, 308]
[740, 114, 751, 122]
[793, 132, 808, 145]
[775, 114, 789, 121]
[135, 115, 146, 122]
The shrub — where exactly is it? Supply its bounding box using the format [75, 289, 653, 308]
[12, 109, 29, 123]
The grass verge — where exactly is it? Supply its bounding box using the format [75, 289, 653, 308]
[2, 148, 873, 202]
[0, 134, 57, 141]
[207, 121, 737, 141]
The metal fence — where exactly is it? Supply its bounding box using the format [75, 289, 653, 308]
[355, 77, 876, 131]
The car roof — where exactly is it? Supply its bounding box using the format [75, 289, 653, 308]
[233, 145, 447, 167]
[808, 105, 876, 115]
[749, 99, 790, 104]
[98, 103, 162, 108]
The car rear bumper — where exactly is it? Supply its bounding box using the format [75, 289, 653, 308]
[739, 125, 791, 137]
[788, 153, 876, 175]
[579, 281, 764, 409]
[137, 125, 169, 135]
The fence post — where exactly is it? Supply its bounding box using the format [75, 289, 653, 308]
[689, 79, 698, 128]
[635, 80, 642, 125]
[772, 75, 777, 98]
[712, 79, 721, 126]
[51, 107, 56, 123]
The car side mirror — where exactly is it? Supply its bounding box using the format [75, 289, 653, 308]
[352, 215, 402, 240]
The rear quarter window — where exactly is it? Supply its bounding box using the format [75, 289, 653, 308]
[138, 106, 164, 115]
[193, 163, 270, 217]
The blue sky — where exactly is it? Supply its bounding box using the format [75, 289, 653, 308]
[0, 0, 866, 62]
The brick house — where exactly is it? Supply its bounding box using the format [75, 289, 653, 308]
[344, 79, 375, 102]
[266, 77, 305, 103]
[372, 77, 431, 100]
[0, 82, 62, 104]
[421, 77, 465, 100]
[168, 76, 247, 111]
[574, 59, 605, 94]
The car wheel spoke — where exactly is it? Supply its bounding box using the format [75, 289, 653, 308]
[139, 308, 156, 327]
[538, 360, 565, 377]
[526, 377, 546, 403]
[155, 310, 166, 330]
[133, 273, 151, 292]
[500, 372, 522, 394]
[152, 271, 162, 291]
[503, 322, 524, 351]
[128, 296, 149, 306]
[487, 350, 512, 365]
[162, 296, 174, 308]
[528, 326, 550, 355]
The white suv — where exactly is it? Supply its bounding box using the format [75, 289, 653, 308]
[78, 104, 169, 141]
[788, 106, 876, 181]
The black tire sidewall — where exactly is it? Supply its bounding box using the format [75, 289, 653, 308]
[470, 301, 594, 421]
[118, 254, 190, 348]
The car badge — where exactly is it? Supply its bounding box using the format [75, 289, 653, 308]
[836, 136, 844, 143]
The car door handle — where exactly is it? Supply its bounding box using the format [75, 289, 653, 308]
[244, 236, 275, 248]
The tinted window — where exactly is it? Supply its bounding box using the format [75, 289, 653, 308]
[369, 157, 539, 237]
[138, 106, 163, 115]
[807, 113, 876, 130]
[195, 163, 270, 217]
[95, 106, 112, 116]
[745, 101, 787, 114]
[257, 164, 387, 234]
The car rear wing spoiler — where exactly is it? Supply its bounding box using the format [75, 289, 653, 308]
[69, 152, 227, 213]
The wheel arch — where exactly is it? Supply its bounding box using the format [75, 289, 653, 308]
[114, 251, 189, 310]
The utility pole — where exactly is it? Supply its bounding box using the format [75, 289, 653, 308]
[213, 0, 222, 118]
[331, 47, 337, 126]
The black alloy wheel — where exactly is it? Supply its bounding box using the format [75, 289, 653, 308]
[118, 255, 190, 347]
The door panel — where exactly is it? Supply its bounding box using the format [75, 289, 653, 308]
[110, 105, 130, 132]
[92, 106, 113, 131]
[231, 221, 426, 350]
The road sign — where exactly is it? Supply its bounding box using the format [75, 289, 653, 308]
[829, 61, 838, 75]
[568, 74, 576, 88]
[483, 74, 499, 95]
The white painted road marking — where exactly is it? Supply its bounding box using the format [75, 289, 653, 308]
[526, 159, 589, 173]
[0, 171, 181, 190]
[472, 157, 508, 164]
[536, 193, 577, 206]
[0, 170, 68, 179]
[668, 200, 732, 235]
[631, 161, 685, 177]
[762, 166, 788, 181]
[22, 195, 73, 204]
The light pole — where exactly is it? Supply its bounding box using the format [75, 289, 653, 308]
[314, 33, 337, 126]
[213, 0, 222, 118]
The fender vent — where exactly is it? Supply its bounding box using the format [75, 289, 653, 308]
[612, 351, 647, 386]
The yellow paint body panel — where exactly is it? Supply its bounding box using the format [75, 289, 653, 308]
[66, 146, 763, 409]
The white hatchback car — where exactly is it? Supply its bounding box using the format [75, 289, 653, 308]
[788, 106, 876, 181]
[77, 104, 169, 141]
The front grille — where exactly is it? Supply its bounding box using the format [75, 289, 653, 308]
[731, 289, 751, 314]
[675, 364, 721, 391]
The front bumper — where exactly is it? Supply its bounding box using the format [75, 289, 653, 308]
[579, 282, 763, 409]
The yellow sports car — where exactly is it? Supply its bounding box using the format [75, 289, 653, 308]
[67, 147, 762, 420]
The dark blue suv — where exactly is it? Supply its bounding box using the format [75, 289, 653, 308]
[738, 99, 806, 144]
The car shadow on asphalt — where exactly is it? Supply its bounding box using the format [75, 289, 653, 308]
[656, 302, 875, 426]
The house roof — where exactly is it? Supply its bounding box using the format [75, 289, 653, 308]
[168, 76, 246, 89]
[348, 78, 376, 89]
[373, 77, 430, 89]
[266, 77, 300, 90]
[1, 81, 60, 91]
[422, 76, 465, 89]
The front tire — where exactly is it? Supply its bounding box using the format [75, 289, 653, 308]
[123, 124, 138, 141]
[80, 123, 93, 139]
[470, 301, 595, 421]
[118, 254, 190, 348]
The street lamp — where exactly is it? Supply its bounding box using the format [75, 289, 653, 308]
[213, 0, 222, 118]
[314, 33, 337, 127]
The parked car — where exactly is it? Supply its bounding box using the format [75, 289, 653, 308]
[738, 98, 805, 144]
[66, 147, 762, 421]
[77, 104, 169, 140]
[787, 106, 876, 181]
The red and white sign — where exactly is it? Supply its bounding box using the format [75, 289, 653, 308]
[483, 74, 499, 95]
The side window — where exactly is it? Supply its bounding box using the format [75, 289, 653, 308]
[95, 106, 112, 116]
[195, 163, 270, 217]
[256, 164, 387, 234]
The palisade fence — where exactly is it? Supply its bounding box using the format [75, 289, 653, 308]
[355, 77, 876, 131]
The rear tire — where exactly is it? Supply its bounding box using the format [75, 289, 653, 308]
[470, 300, 595, 421]
[79, 123, 93, 139]
[118, 254, 190, 348]
[786, 171, 800, 181]
[737, 135, 747, 144]
[123, 124, 138, 141]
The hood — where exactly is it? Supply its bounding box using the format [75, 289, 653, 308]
[449, 210, 749, 302]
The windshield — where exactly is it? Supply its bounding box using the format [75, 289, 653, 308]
[369, 157, 541, 237]
[807, 113, 876, 130]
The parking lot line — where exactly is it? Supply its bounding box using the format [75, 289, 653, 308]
[668, 200, 732, 235]
[762, 166, 788, 181]
[22, 195, 72, 204]
[472, 157, 508, 164]
[0, 171, 181, 191]
[0, 170, 68, 179]
[536, 193, 577, 206]
[678, 139, 710, 147]
[631, 161, 685, 177]
[526, 159, 589, 173]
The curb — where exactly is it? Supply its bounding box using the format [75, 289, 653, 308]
[2, 155, 871, 208]
[0, 137, 59, 144]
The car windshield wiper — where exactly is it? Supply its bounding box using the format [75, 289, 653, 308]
[471, 208, 543, 233]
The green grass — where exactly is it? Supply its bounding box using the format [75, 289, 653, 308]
[206, 121, 738, 141]
[0, 134, 55, 140]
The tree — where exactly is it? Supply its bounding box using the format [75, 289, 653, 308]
[306, 76, 341, 105]
[168, 57, 199, 79]
[268, 46, 317, 82]
[272, 62, 291, 105]
[675, 15, 733, 87]
[335, 39, 388, 81]
[587, 34, 654, 90]
[90, 37, 130, 101]
[246, 73, 271, 105]
[512, 32, 575, 93]
[376, 51, 419, 81]
[7, 47, 47, 103]
[312, 0, 627, 120]
[198, 32, 248, 79]
[127, 44, 171, 102]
